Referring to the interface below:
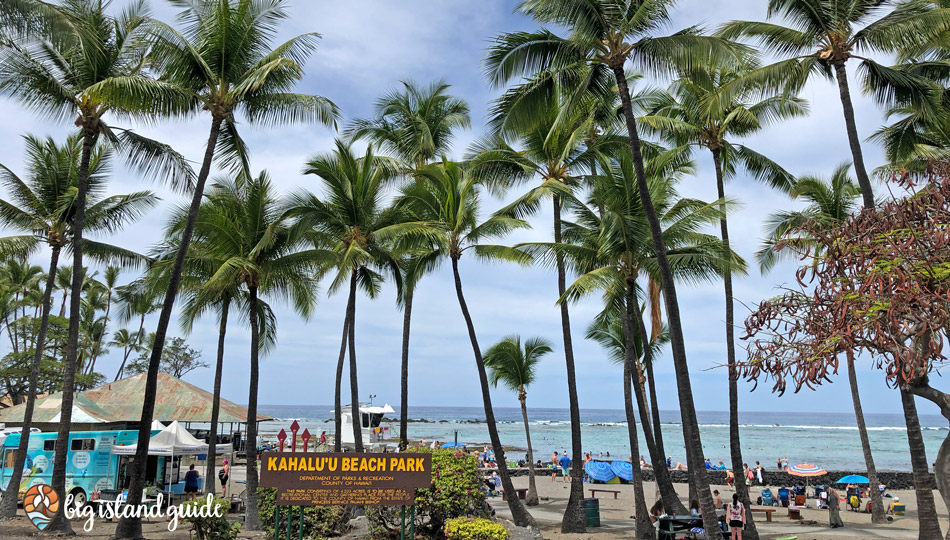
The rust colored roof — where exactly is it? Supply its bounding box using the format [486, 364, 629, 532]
[0, 394, 118, 423]
[0, 373, 271, 425]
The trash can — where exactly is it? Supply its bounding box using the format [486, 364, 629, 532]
[584, 497, 601, 527]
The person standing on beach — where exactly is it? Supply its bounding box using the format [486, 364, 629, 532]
[782, 456, 789, 470]
[777, 457, 782, 470]
[218, 459, 230, 498]
[729, 493, 745, 540]
[558, 453, 572, 483]
[184, 464, 200, 500]
[551, 451, 558, 482]
[755, 461, 763, 484]
[827, 486, 844, 528]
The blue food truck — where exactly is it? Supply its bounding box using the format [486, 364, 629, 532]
[0, 429, 162, 507]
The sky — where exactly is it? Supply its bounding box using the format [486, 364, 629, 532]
[0, 0, 939, 418]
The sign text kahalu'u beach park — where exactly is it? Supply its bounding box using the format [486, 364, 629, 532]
[259, 452, 431, 506]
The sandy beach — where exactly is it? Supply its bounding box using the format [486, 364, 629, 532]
[494, 473, 950, 539]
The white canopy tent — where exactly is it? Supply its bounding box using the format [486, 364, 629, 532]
[113, 420, 207, 456]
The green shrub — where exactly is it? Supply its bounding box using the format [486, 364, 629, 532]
[180, 496, 240, 540]
[367, 449, 489, 539]
[444, 517, 509, 540]
[256, 487, 351, 539]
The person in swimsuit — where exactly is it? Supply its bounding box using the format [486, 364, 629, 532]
[218, 459, 230, 498]
[729, 493, 745, 540]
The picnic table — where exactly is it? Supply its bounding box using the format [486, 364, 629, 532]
[657, 513, 730, 540]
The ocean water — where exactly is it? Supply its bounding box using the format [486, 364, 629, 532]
[257, 405, 948, 472]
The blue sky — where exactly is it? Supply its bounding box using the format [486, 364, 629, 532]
[0, 0, 937, 417]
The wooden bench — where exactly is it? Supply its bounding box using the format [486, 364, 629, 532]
[750, 507, 776, 522]
[589, 488, 621, 499]
[502, 488, 527, 501]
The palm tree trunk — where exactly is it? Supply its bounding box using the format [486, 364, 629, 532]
[553, 194, 587, 533]
[632, 294, 685, 515]
[205, 298, 229, 495]
[245, 285, 262, 530]
[711, 147, 758, 539]
[622, 281, 654, 539]
[520, 390, 539, 506]
[114, 114, 224, 540]
[399, 287, 413, 450]
[646, 279, 665, 457]
[901, 388, 942, 540]
[832, 62, 875, 209]
[843, 352, 886, 523]
[905, 381, 950, 540]
[645, 357, 664, 457]
[450, 255, 535, 527]
[334, 306, 350, 452]
[47, 125, 99, 534]
[611, 64, 719, 536]
[0, 246, 60, 518]
[347, 270, 363, 453]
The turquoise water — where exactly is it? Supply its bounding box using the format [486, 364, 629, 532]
[258, 406, 948, 472]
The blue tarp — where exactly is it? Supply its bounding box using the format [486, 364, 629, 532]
[585, 460, 616, 482]
[440, 441, 465, 448]
[611, 460, 633, 481]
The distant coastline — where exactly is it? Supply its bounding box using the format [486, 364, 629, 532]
[256, 405, 947, 472]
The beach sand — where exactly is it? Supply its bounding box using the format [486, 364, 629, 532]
[495, 473, 950, 539]
[0, 462, 944, 539]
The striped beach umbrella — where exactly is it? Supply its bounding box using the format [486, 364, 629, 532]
[787, 463, 827, 477]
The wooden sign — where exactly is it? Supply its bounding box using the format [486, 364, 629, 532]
[259, 452, 431, 506]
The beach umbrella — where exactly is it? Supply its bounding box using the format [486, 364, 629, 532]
[610, 460, 633, 482]
[585, 461, 616, 483]
[836, 474, 869, 484]
[787, 463, 827, 477]
[440, 441, 465, 448]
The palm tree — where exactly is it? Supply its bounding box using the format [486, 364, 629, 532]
[156, 202, 277, 496]
[484, 335, 552, 506]
[111, 280, 161, 381]
[757, 164, 887, 524]
[115, 2, 338, 534]
[347, 80, 471, 171]
[287, 140, 407, 453]
[0, 2, 191, 530]
[83, 265, 119, 379]
[543, 152, 738, 538]
[718, 0, 950, 209]
[347, 80, 470, 449]
[467, 76, 628, 528]
[0, 134, 156, 519]
[400, 159, 536, 527]
[0, 258, 43, 353]
[486, 4, 747, 531]
[170, 172, 320, 529]
[870, 58, 950, 176]
[641, 63, 806, 535]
